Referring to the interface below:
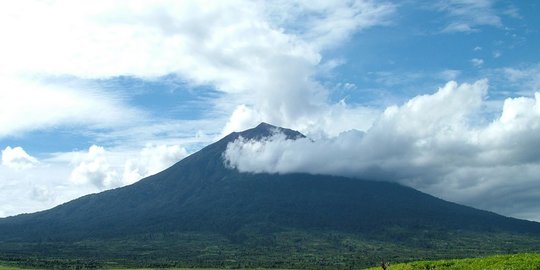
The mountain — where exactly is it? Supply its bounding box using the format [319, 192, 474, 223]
[1, 123, 540, 268]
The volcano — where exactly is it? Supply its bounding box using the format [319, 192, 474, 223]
[1, 123, 540, 268]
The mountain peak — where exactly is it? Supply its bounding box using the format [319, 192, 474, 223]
[236, 122, 305, 141]
[254, 122, 277, 130]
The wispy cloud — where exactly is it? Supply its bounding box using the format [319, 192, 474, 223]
[471, 58, 484, 67]
[0, 77, 143, 138]
[436, 0, 502, 33]
[266, 0, 395, 50]
[502, 64, 540, 93]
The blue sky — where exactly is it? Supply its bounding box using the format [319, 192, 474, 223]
[1, 0, 540, 221]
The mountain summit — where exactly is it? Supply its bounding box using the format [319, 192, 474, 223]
[223, 122, 305, 143]
[1, 123, 540, 267]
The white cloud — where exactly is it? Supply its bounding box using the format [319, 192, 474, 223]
[503, 65, 540, 93]
[265, 0, 395, 50]
[31, 186, 56, 203]
[439, 69, 461, 81]
[224, 80, 540, 221]
[444, 22, 475, 33]
[204, 1, 395, 136]
[0, 1, 392, 80]
[0, 0, 394, 140]
[471, 58, 484, 67]
[0, 77, 142, 137]
[70, 145, 118, 188]
[0, 142, 188, 218]
[437, 0, 502, 33]
[0, 158, 91, 217]
[343, 83, 357, 90]
[70, 144, 188, 188]
[502, 5, 521, 19]
[1, 146, 38, 170]
[122, 144, 188, 185]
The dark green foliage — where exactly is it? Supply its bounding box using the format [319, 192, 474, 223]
[1, 231, 539, 269]
[1, 123, 540, 268]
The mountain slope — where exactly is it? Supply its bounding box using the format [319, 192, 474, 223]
[1, 123, 540, 268]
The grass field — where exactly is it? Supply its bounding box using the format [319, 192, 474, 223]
[1, 253, 540, 269]
[364, 253, 540, 270]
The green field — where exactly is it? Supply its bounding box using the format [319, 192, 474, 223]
[1, 253, 540, 270]
[364, 253, 540, 270]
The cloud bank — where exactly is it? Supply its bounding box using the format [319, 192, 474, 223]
[224, 80, 540, 221]
[0, 143, 189, 218]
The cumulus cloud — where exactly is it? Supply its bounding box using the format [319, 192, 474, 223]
[70, 145, 118, 188]
[224, 80, 540, 221]
[70, 144, 188, 188]
[0, 142, 189, 217]
[0, 159, 87, 217]
[122, 144, 188, 185]
[1, 146, 38, 170]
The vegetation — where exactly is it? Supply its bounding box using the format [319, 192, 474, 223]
[1, 253, 540, 269]
[1, 230, 540, 269]
[364, 253, 540, 270]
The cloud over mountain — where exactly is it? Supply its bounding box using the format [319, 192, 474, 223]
[1, 0, 538, 222]
[225, 80, 540, 221]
